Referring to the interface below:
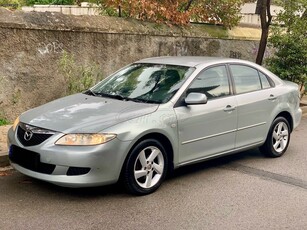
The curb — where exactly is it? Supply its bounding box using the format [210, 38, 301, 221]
[0, 152, 9, 167]
[302, 106, 307, 117]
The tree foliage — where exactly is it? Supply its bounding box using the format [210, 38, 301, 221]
[99, 0, 244, 27]
[189, 0, 243, 28]
[266, 0, 307, 93]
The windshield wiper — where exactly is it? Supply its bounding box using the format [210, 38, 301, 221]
[83, 89, 97, 96]
[127, 98, 160, 104]
[85, 91, 160, 104]
[96, 92, 126, 101]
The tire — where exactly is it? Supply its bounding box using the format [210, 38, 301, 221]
[260, 117, 291, 158]
[123, 139, 168, 195]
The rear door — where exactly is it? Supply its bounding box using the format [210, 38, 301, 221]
[229, 64, 278, 148]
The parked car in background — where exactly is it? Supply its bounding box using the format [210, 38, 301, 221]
[8, 56, 302, 195]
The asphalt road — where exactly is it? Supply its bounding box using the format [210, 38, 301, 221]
[1, 117, 307, 230]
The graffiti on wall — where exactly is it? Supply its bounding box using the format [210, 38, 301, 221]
[229, 43, 275, 60]
[157, 41, 188, 56]
[229, 51, 242, 59]
[38, 41, 64, 55]
[173, 42, 188, 56]
[249, 43, 274, 59]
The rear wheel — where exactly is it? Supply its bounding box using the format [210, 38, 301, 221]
[123, 139, 168, 195]
[260, 117, 290, 157]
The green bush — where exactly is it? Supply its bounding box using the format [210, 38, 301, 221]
[266, 0, 307, 97]
[59, 51, 104, 95]
[0, 0, 26, 9]
[266, 33, 307, 84]
[0, 119, 9, 126]
[25, 0, 74, 6]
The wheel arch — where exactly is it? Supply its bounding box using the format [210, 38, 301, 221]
[260, 112, 292, 157]
[121, 132, 175, 176]
[274, 111, 293, 132]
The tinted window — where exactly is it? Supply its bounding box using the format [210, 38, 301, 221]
[259, 72, 271, 89]
[230, 65, 261, 94]
[188, 66, 230, 99]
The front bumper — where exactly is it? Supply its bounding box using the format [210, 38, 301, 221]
[7, 127, 131, 188]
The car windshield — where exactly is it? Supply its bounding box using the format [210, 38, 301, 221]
[88, 63, 195, 104]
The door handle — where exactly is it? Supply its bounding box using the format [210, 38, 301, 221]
[268, 94, 277, 101]
[224, 105, 236, 112]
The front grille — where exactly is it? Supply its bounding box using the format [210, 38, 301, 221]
[67, 167, 91, 176]
[17, 123, 54, 147]
[9, 145, 55, 174]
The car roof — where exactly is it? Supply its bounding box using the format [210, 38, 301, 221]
[134, 56, 283, 85]
[135, 56, 246, 67]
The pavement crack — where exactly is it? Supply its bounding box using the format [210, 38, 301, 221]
[221, 163, 307, 190]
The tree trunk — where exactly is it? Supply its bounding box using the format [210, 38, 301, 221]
[255, 0, 262, 14]
[118, 5, 122, 17]
[255, 0, 272, 65]
[185, 0, 194, 11]
[256, 27, 269, 65]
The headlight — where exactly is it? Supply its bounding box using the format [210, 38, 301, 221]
[55, 133, 116, 146]
[13, 116, 19, 131]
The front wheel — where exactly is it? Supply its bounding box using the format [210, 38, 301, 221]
[260, 117, 291, 157]
[123, 139, 168, 195]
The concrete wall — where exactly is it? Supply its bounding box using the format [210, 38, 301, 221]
[0, 9, 265, 121]
[22, 4, 100, 16]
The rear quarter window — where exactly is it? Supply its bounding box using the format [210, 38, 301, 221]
[259, 72, 272, 89]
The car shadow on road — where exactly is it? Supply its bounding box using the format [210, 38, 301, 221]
[20, 177, 128, 197]
[11, 148, 265, 198]
[170, 148, 264, 180]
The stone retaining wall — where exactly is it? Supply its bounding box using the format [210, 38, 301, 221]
[0, 8, 263, 121]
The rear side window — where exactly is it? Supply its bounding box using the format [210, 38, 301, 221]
[230, 65, 262, 94]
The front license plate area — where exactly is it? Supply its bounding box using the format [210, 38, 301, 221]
[9, 145, 41, 170]
[9, 145, 56, 174]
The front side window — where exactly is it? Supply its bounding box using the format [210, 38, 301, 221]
[187, 65, 230, 99]
[90, 64, 194, 104]
[230, 65, 262, 94]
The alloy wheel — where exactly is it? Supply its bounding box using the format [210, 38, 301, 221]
[272, 121, 289, 153]
[133, 146, 165, 189]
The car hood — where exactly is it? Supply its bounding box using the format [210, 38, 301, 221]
[20, 93, 159, 133]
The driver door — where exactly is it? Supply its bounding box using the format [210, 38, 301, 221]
[174, 65, 237, 164]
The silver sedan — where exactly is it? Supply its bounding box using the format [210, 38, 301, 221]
[8, 56, 302, 195]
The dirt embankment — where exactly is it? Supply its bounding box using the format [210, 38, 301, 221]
[0, 125, 10, 153]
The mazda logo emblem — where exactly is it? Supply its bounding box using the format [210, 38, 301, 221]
[24, 130, 33, 141]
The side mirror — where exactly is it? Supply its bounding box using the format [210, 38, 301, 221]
[185, 93, 208, 105]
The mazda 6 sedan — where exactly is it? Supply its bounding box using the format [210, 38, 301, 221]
[8, 56, 302, 195]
